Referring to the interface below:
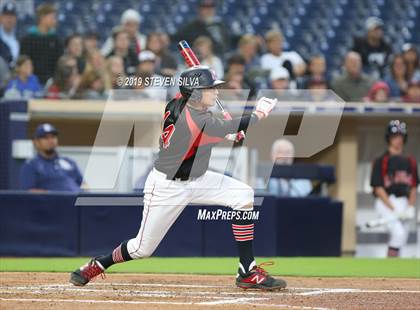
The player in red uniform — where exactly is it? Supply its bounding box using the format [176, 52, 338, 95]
[70, 66, 286, 290]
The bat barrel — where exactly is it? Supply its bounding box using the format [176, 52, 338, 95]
[177, 40, 200, 67]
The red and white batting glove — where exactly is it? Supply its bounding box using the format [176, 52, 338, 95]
[225, 131, 246, 142]
[255, 97, 278, 118]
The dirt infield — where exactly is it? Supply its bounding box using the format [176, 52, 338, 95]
[0, 272, 419, 310]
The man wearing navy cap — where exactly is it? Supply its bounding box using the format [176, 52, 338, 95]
[20, 123, 84, 192]
[0, 2, 19, 65]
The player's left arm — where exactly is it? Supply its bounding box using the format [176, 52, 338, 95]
[203, 97, 276, 137]
[204, 112, 259, 138]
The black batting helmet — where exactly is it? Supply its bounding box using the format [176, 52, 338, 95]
[179, 66, 225, 98]
[385, 119, 408, 143]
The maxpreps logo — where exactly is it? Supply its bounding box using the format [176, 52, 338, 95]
[197, 209, 259, 221]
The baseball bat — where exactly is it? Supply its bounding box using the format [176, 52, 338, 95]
[365, 208, 416, 228]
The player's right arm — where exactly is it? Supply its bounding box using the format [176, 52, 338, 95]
[370, 157, 394, 210]
[373, 187, 394, 211]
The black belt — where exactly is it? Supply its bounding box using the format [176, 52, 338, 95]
[155, 168, 199, 182]
[171, 176, 190, 181]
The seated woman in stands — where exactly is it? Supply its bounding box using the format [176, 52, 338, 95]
[73, 70, 107, 100]
[45, 56, 80, 99]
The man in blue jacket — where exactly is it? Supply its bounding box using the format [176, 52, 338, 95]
[20, 123, 83, 192]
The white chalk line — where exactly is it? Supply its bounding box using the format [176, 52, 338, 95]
[0, 297, 333, 310]
[1, 283, 419, 296]
[0, 289, 270, 301]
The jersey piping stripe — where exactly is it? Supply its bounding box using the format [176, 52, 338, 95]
[408, 156, 418, 187]
[183, 108, 224, 161]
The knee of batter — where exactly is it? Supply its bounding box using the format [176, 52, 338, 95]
[230, 184, 254, 210]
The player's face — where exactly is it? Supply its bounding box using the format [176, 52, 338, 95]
[389, 135, 404, 153]
[34, 134, 58, 156]
[201, 88, 218, 107]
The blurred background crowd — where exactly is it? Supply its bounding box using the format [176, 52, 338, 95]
[0, 0, 420, 103]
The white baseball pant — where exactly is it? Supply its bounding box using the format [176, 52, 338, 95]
[127, 168, 254, 259]
[374, 195, 410, 249]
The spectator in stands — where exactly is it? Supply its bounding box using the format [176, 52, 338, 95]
[352, 17, 392, 79]
[365, 81, 390, 103]
[403, 82, 420, 103]
[223, 71, 247, 101]
[0, 2, 19, 65]
[134, 50, 166, 101]
[331, 52, 374, 102]
[83, 32, 99, 55]
[270, 66, 289, 93]
[84, 49, 106, 73]
[268, 139, 312, 197]
[300, 55, 328, 89]
[225, 54, 256, 99]
[193, 36, 224, 78]
[84, 49, 111, 91]
[137, 50, 158, 76]
[106, 55, 126, 89]
[172, 0, 230, 56]
[146, 32, 177, 77]
[64, 34, 85, 74]
[4, 55, 43, 99]
[46, 56, 80, 99]
[20, 3, 63, 84]
[0, 55, 10, 96]
[74, 70, 106, 100]
[234, 34, 260, 74]
[0, 35, 12, 66]
[261, 30, 306, 89]
[306, 77, 331, 102]
[20, 123, 84, 192]
[106, 27, 139, 76]
[102, 9, 146, 57]
[402, 43, 420, 82]
[384, 54, 408, 99]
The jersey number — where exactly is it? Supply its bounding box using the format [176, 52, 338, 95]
[161, 111, 175, 149]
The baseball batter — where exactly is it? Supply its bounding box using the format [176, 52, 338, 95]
[370, 120, 419, 257]
[70, 66, 287, 290]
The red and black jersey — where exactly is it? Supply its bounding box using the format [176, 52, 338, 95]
[154, 97, 258, 179]
[370, 151, 419, 197]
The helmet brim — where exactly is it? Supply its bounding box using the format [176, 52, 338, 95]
[195, 79, 225, 89]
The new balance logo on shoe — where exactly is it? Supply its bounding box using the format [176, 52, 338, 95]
[251, 274, 266, 284]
